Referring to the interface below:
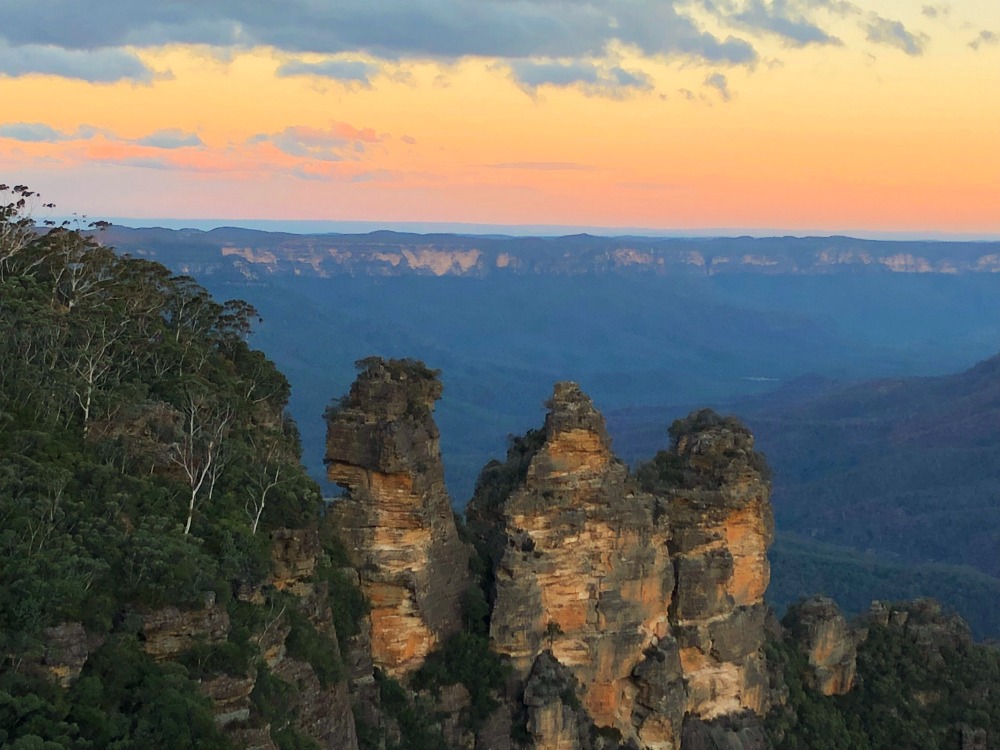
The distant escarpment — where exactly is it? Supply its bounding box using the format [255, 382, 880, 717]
[101, 225, 1000, 279]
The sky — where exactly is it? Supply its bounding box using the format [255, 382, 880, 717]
[0, 0, 997, 236]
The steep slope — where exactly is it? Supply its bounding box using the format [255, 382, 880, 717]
[0, 193, 360, 750]
[468, 382, 679, 746]
[636, 411, 774, 728]
[746, 354, 1000, 578]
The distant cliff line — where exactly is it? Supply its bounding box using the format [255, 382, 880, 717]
[99, 225, 1000, 279]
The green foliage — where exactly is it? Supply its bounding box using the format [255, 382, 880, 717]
[0, 187, 321, 623]
[353, 703, 382, 750]
[765, 639, 869, 750]
[317, 527, 370, 649]
[354, 356, 441, 383]
[769, 532, 1000, 640]
[0, 188, 326, 745]
[375, 670, 449, 750]
[250, 666, 321, 750]
[635, 409, 770, 493]
[324, 565, 369, 646]
[412, 629, 509, 730]
[469, 428, 546, 514]
[0, 635, 230, 749]
[769, 603, 1000, 750]
[283, 606, 343, 688]
[411, 584, 510, 731]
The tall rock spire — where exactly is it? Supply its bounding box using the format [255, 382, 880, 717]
[324, 357, 471, 677]
[468, 382, 681, 747]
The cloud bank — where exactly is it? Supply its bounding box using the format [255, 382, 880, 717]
[0, 0, 759, 76]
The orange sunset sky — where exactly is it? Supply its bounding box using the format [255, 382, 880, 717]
[0, 0, 997, 235]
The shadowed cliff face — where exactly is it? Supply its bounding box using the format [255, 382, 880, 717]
[324, 358, 472, 677]
[650, 411, 775, 722]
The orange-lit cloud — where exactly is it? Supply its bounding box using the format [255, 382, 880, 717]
[0, 1, 997, 235]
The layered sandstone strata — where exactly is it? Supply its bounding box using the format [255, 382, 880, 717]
[325, 357, 471, 676]
[470, 393, 776, 749]
[645, 410, 775, 721]
[468, 382, 680, 747]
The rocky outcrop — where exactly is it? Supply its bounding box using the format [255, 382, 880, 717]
[783, 596, 857, 696]
[630, 638, 687, 749]
[34, 622, 105, 688]
[467, 386, 777, 750]
[270, 527, 320, 596]
[642, 410, 774, 724]
[865, 598, 974, 665]
[325, 357, 472, 676]
[680, 712, 770, 750]
[257, 527, 360, 750]
[523, 651, 593, 750]
[141, 592, 230, 661]
[123, 527, 361, 749]
[469, 382, 677, 745]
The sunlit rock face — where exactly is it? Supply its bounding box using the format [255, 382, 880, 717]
[324, 357, 471, 677]
[784, 596, 857, 696]
[470, 393, 776, 750]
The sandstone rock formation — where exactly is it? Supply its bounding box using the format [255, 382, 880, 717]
[141, 593, 230, 661]
[783, 596, 857, 696]
[640, 409, 774, 723]
[325, 357, 472, 676]
[468, 386, 776, 749]
[468, 382, 677, 746]
[34, 622, 104, 688]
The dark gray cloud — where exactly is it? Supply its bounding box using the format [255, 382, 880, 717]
[0, 122, 78, 142]
[921, 4, 949, 19]
[969, 30, 998, 50]
[732, 0, 842, 46]
[136, 129, 204, 149]
[0, 40, 153, 82]
[704, 72, 732, 100]
[510, 59, 654, 98]
[865, 14, 928, 55]
[251, 122, 384, 162]
[0, 0, 758, 70]
[0, 123, 112, 142]
[276, 59, 378, 86]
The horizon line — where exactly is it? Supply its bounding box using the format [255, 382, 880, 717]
[90, 217, 1000, 243]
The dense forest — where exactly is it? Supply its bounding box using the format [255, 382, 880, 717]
[0, 184, 339, 747]
[769, 600, 1000, 750]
